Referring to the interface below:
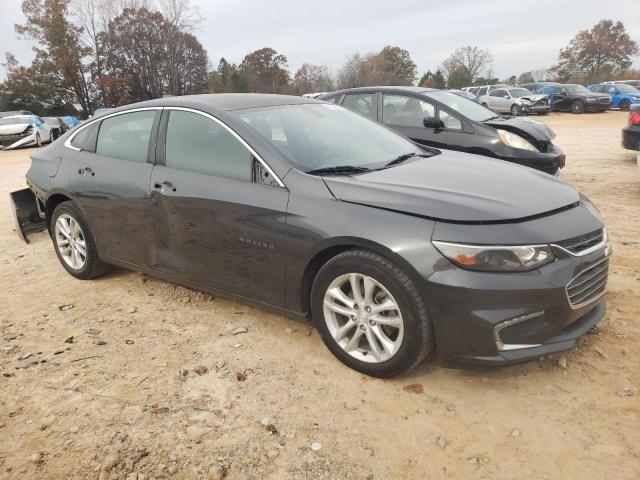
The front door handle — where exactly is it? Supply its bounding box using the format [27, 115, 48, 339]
[78, 167, 94, 176]
[153, 181, 177, 193]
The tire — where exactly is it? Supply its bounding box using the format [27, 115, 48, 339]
[311, 249, 433, 377]
[510, 104, 521, 116]
[481, 102, 488, 108]
[51, 201, 109, 279]
[35, 132, 42, 147]
[539, 110, 549, 115]
[571, 100, 584, 114]
[619, 100, 630, 111]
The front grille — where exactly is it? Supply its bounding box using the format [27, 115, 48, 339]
[556, 229, 604, 254]
[599, 97, 610, 104]
[566, 258, 609, 308]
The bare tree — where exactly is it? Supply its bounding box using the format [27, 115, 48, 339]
[156, 0, 202, 32]
[441, 46, 493, 87]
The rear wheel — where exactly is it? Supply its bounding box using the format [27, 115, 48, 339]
[619, 99, 631, 111]
[51, 202, 109, 279]
[571, 100, 584, 114]
[311, 249, 433, 377]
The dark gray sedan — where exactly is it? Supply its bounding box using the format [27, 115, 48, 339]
[320, 86, 565, 175]
[11, 94, 609, 377]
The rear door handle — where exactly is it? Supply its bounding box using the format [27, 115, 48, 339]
[153, 181, 177, 193]
[78, 167, 94, 176]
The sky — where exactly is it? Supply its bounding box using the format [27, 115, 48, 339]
[1, 0, 639, 82]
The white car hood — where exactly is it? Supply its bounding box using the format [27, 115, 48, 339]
[0, 124, 30, 135]
[517, 94, 547, 103]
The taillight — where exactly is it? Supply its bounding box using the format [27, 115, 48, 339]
[629, 111, 640, 126]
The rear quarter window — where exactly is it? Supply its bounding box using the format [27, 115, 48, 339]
[70, 121, 100, 152]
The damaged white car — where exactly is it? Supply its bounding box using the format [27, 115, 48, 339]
[0, 115, 52, 150]
[480, 87, 550, 116]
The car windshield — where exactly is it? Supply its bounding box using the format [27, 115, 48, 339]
[423, 90, 498, 122]
[0, 116, 30, 126]
[509, 88, 533, 98]
[236, 103, 427, 172]
[613, 84, 639, 93]
[564, 85, 590, 94]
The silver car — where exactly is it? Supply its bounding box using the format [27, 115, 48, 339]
[0, 115, 52, 150]
[480, 87, 550, 116]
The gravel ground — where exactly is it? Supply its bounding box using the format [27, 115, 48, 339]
[1, 110, 639, 480]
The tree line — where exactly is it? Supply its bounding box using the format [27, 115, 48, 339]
[1, 1, 637, 118]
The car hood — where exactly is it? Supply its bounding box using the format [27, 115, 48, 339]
[578, 92, 610, 99]
[323, 152, 579, 223]
[0, 124, 30, 135]
[483, 116, 555, 141]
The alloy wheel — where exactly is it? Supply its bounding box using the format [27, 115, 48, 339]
[54, 214, 87, 270]
[511, 104, 520, 116]
[323, 273, 404, 363]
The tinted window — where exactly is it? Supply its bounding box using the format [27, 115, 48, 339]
[342, 93, 376, 120]
[383, 94, 435, 127]
[553, 86, 565, 94]
[590, 85, 604, 93]
[165, 110, 252, 182]
[440, 110, 462, 130]
[478, 87, 488, 96]
[71, 121, 100, 152]
[322, 95, 340, 104]
[96, 111, 155, 162]
[490, 89, 506, 97]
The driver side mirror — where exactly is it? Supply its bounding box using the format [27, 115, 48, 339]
[556, 91, 567, 97]
[423, 116, 445, 130]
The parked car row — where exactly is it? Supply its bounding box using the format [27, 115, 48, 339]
[10, 93, 610, 377]
[0, 114, 79, 150]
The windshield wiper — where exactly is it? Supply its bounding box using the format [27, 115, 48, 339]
[384, 152, 431, 167]
[306, 165, 371, 176]
[483, 115, 502, 121]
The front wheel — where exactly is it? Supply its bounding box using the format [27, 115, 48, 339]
[571, 100, 584, 114]
[35, 132, 42, 147]
[51, 202, 109, 279]
[510, 104, 521, 116]
[619, 100, 630, 111]
[311, 249, 433, 377]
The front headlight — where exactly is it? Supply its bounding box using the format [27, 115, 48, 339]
[432, 241, 554, 272]
[496, 129, 538, 152]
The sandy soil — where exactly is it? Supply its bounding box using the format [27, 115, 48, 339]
[1, 110, 638, 480]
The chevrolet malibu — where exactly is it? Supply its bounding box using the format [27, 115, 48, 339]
[11, 94, 610, 377]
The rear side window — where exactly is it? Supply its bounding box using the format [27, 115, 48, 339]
[96, 111, 156, 162]
[165, 110, 252, 182]
[71, 121, 100, 152]
[342, 93, 376, 120]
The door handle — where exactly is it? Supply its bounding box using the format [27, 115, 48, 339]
[153, 181, 177, 193]
[78, 167, 94, 176]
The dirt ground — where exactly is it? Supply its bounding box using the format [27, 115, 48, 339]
[1, 110, 639, 480]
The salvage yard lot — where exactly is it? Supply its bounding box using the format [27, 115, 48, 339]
[1, 111, 639, 479]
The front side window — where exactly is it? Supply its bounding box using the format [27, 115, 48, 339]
[165, 110, 252, 182]
[341, 93, 376, 120]
[382, 95, 436, 127]
[382, 94, 435, 127]
[237, 104, 427, 172]
[440, 110, 462, 130]
[96, 111, 156, 162]
[564, 85, 589, 94]
[590, 85, 604, 93]
[490, 89, 506, 97]
[478, 87, 488, 96]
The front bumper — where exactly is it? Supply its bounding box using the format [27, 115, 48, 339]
[0, 132, 37, 150]
[424, 233, 609, 367]
[584, 101, 610, 112]
[622, 125, 640, 151]
[497, 142, 565, 175]
[521, 104, 550, 114]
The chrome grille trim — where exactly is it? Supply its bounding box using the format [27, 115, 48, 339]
[553, 228, 608, 257]
[566, 257, 609, 309]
